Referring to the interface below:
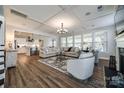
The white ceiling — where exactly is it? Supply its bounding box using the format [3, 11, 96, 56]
[4, 5, 117, 35]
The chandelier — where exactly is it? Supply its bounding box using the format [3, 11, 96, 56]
[57, 23, 68, 34]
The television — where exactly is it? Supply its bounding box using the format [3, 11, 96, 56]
[115, 5, 124, 35]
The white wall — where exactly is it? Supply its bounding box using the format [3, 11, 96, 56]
[5, 24, 59, 49]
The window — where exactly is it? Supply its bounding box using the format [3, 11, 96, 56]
[61, 37, 66, 47]
[94, 31, 107, 52]
[52, 40, 57, 47]
[83, 34, 92, 50]
[74, 35, 81, 48]
[67, 36, 73, 47]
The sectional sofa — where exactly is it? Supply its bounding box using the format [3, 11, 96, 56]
[39, 47, 80, 58]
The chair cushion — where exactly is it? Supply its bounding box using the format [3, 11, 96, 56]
[79, 52, 93, 59]
[74, 47, 80, 52]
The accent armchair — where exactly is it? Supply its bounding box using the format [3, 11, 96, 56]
[67, 52, 95, 80]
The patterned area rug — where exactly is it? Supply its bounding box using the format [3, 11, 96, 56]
[38, 56, 76, 73]
[38, 56, 106, 87]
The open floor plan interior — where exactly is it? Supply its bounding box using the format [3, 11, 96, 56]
[0, 5, 124, 88]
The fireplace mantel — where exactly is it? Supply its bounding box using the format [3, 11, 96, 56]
[116, 33, 124, 71]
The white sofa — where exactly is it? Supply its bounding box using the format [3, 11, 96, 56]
[67, 52, 95, 80]
[39, 47, 59, 58]
[62, 47, 80, 58]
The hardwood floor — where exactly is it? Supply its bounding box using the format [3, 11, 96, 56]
[5, 54, 109, 88]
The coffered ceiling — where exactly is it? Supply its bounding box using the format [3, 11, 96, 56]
[4, 5, 117, 35]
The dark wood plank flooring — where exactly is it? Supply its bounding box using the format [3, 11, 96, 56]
[5, 54, 108, 88]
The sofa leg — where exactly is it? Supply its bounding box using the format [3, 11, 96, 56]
[67, 72, 73, 78]
[95, 63, 98, 66]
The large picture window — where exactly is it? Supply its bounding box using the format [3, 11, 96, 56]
[74, 35, 81, 48]
[60, 31, 108, 52]
[61, 37, 66, 47]
[67, 36, 73, 47]
[83, 34, 92, 50]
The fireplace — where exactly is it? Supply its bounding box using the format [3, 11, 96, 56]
[119, 48, 124, 74]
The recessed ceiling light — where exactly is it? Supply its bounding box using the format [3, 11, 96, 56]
[91, 25, 95, 27]
[85, 12, 91, 16]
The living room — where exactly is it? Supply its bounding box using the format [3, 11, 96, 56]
[0, 5, 124, 88]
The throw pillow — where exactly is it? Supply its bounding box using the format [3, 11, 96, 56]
[68, 47, 72, 52]
[71, 47, 75, 52]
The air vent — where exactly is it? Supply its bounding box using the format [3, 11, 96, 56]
[11, 9, 27, 18]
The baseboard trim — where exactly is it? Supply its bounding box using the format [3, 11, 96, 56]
[99, 57, 109, 60]
[39, 55, 57, 59]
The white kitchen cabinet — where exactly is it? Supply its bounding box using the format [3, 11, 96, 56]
[6, 50, 17, 68]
